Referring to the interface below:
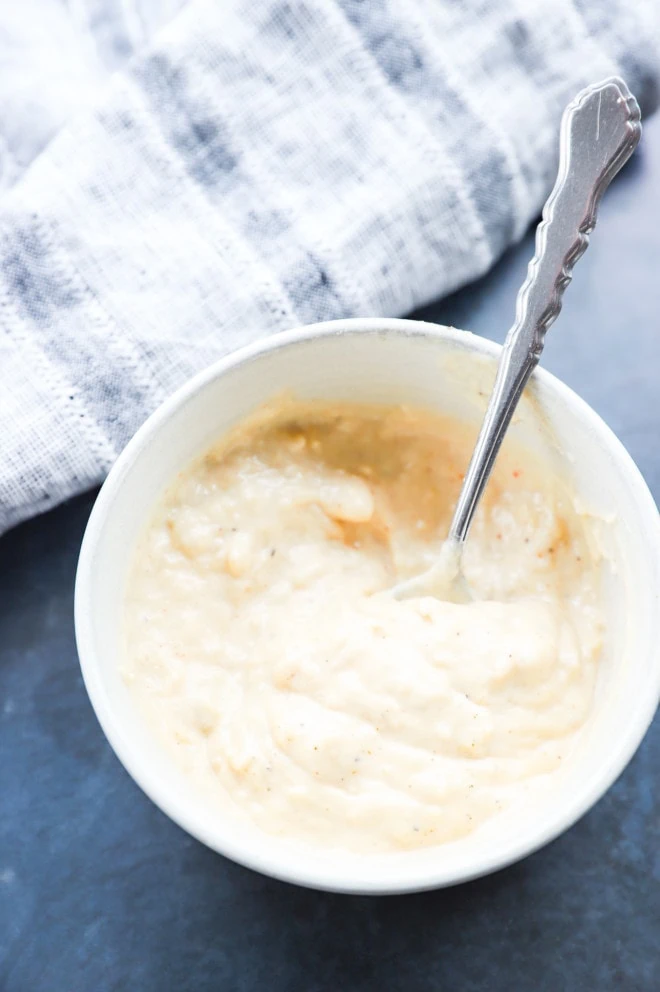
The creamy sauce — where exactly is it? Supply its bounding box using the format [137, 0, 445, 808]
[123, 400, 602, 853]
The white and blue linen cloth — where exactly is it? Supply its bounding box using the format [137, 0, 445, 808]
[1, 0, 659, 534]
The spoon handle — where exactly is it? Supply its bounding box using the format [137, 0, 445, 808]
[449, 76, 641, 544]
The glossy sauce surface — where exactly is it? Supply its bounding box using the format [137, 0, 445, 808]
[123, 400, 602, 852]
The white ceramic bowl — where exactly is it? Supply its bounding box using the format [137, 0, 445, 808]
[75, 318, 660, 894]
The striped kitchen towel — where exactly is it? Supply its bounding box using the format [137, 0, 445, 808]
[1, 0, 659, 533]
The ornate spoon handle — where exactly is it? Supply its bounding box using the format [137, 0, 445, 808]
[449, 77, 641, 544]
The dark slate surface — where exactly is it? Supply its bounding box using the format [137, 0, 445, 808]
[2, 118, 660, 991]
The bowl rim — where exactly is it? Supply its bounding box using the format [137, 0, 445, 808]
[75, 316, 660, 894]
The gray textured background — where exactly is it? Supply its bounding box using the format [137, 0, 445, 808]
[1, 119, 659, 991]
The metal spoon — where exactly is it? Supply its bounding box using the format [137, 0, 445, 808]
[393, 76, 641, 602]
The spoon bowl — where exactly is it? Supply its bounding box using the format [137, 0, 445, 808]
[392, 538, 471, 602]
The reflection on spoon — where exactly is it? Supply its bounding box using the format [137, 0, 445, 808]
[392, 76, 641, 603]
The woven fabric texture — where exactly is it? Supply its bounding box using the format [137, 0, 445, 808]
[1, 0, 659, 533]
